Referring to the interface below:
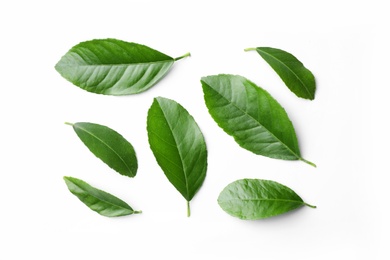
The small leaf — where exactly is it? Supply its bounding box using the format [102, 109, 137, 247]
[55, 38, 190, 95]
[245, 47, 316, 100]
[147, 97, 207, 216]
[201, 74, 315, 166]
[218, 179, 315, 220]
[64, 176, 141, 217]
[66, 122, 138, 177]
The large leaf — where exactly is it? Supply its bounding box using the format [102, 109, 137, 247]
[64, 176, 141, 217]
[218, 179, 315, 220]
[201, 74, 315, 166]
[147, 97, 207, 216]
[55, 38, 190, 95]
[245, 47, 316, 100]
[66, 122, 138, 177]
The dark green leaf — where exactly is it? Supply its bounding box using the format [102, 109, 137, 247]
[55, 38, 190, 95]
[201, 74, 315, 166]
[218, 179, 315, 220]
[66, 122, 138, 177]
[64, 176, 141, 217]
[245, 47, 316, 100]
[147, 97, 207, 216]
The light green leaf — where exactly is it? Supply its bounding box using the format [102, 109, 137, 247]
[66, 122, 138, 177]
[55, 38, 190, 95]
[218, 179, 315, 220]
[147, 97, 207, 216]
[201, 74, 315, 166]
[245, 47, 316, 100]
[64, 176, 141, 217]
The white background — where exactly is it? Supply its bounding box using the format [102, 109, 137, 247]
[0, 0, 388, 259]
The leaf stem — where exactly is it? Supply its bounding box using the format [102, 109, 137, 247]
[300, 158, 316, 168]
[187, 201, 191, 217]
[244, 47, 257, 52]
[133, 210, 142, 214]
[304, 203, 317, 209]
[174, 52, 191, 61]
[64, 122, 74, 126]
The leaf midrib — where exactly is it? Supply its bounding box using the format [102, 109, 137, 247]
[156, 100, 190, 200]
[66, 179, 132, 212]
[70, 55, 174, 67]
[75, 124, 134, 176]
[203, 81, 301, 160]
[222, 198, 303, 204]
[257, 49, 313, 99]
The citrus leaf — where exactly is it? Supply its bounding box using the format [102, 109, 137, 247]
[64, 176, 141, 217]
[201, 74, 315, 166]
[55, 38, 190, 95]
[147, 97, 207, 216]
[66, 122, 138, 177]
[245, 47, 316, 100]
[218, 179, 315, 220]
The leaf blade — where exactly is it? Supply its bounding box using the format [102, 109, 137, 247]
[68, 122, 138, 177]
[147, 97, 207, 215]
[201, 74, 314, 165]
[64, 176, 140, 217]
[55, 38, 188, 95]
[247, 47, 316, 100]
[218, 179, 315, 220]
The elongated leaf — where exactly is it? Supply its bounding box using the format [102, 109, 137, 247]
[64, 176, 141, 217]
[55, 38, 190, 95]
[147, 97, 207, 216]
[245, 47, 316, 100]
[201, 74, 315, 166]
[218, 179, 315, 220]
[66, 122, 138, 177]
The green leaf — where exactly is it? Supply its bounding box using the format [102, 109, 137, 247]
[66, 122, 138, 177]
[55, 38, 190, 95]
[245, 47, 316, 100]
[147, 97, 207, 216]
[201, 74, 315, 166]
[218, 179, 315, 220]
[64, 176, 141, 217]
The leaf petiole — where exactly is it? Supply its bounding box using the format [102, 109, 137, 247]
[133, 210, 143, 214]
[304, 203, 317, 209]
[244, 47, 256, 52]
[187, 201, 191, 217]
[174, 52, 191, 61]
[64, 122, 74, 126]
[300, 158, 316, 168]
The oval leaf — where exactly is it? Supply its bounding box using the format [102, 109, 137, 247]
[66, 122, 138, 177]
[64, 176, 141, 217]
[201, 74, 315, 166]
[245, 47, 316, 100]
[147, 97, 207, 216]
[218, 179, 315, 220]
[55, 38, 190, 95]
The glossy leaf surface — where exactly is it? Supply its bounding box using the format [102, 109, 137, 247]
[55, 38, 190, 95]
[147, 97, 207, 216]
[218, 179, 315, 220]
[246, 47, 316, 100]
[201, 74, 315, 166]
[64, 176, 141, 217]
[66, 122, 138, 177]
